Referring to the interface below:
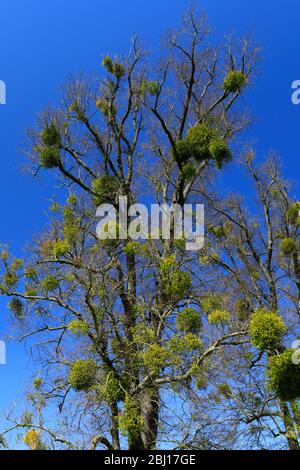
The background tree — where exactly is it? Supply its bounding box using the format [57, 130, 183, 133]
[188, 155, 300, 449]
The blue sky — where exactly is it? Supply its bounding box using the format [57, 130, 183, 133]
[0, 0, 300, 422]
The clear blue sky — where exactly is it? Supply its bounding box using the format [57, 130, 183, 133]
[0, 0, 300, 418]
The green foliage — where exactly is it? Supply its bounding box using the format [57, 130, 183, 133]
[280, 237, 296, 256]
[208, 138, 232, 169]
[141, 344, 170, 374]
[8, 298, 24, 318]
[218, 382, 232, 398]
[68, 319, 89, 336]
[67, 194, 78, 206]
[167, 333, 203, 356]
[11, 258, 23, 271]
[286, 202, 300, 226]
[24, 267, 37, 280]
[3, 271, 18, 287]
[69, 359, 97, 391]
[176, 308, 202, 333]
[119, 395, 143, 439]
[92, 175, 120, 206]
[102, 56, 125, 78]
[234, 298, 251, 321]
[132, 323, 155, 346]
[250, 309, 287, 351]
[123, 241, 139, 256]
[222, 70, 247, 93]
[36, 146, 61, 169]
[40, 123, 61, 147]
[97, 371, 125, 403]
[0, 250, 8, 261]
[24, 284, 38, 297]
[63, 206, 80, 243]
[160, 255, 191, 300]
[41, 275, 59, 293]
[200, 292, 224, 314]
[102, 56, 114, 73]
[208, 309, 230, 325]
[181, 163, 197, 180]
[140, 80, 160, 97]
[23, 429, 44, 450]
[53, 239, 69, 258]
[33, 378, 43, 390]
[186, 124, 215, 162]
[268, 349, 300, 401]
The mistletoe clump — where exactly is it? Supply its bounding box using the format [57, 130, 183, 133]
[142, 344, 170, 374]
[37, 146, 61, 169]
[23, 429, 44, 450]
[250, 309, 287, 351]
[176, 308, 202, 333]
[41, 275, 59, 293]
[69, 359, 97, 391]
[208, 138, 232, 169]
[286, 202, 300, 226]
[53, 239, 69, 258]
[208, 309, 230, 325]
[186, 123, 215, 161]
[63, 206, 80, 243]
[119, 395, 143, 439]
[279, 237, 296, 256]
[222, 70, 247, 93]
[36, 122, 62, 169]
[8, 298, 24, 319]
[268, 349, 300, 401]
[174, 124, 231, 169]
[102, 56, 125, 78]
[40, 123, 61, 147]
[68, 319, 90, 336]
[181, 163, 197, 180]
[140, 80, 160, 97]
[160, 255, 191, 300]
[97, 371, 125, 404]
[200, 292, 224, 314]
[92, 175, 120, 206]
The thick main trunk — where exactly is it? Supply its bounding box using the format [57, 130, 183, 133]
[141, 387, 159, 450]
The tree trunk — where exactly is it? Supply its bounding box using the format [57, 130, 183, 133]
[280, 401, 300, 450]
[141, 387, 159, 449]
